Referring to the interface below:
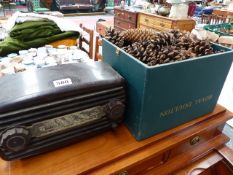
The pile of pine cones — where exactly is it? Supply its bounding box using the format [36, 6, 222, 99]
[104, 29, 221, 66]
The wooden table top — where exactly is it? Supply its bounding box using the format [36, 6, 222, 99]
[0, 105, 232, 175]
[213, 9, 233, 17]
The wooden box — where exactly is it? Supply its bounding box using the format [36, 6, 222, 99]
[114, 7, 138, 31]
[137, 12, 196, 32]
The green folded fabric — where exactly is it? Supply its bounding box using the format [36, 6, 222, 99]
[10, 20, 62, 41]
[0, 31, 79, 56]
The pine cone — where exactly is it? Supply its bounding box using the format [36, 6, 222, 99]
[121, 29, 158, 44]
[105, 28, 125, 48]
[106, 29, 222, 66]
[191, 40, 214, 56]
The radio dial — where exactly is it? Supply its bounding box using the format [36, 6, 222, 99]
[106, 100, 125, 121]
[0, 127, 31, 152]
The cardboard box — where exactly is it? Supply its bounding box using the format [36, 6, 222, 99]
[102, 38, 233, 140]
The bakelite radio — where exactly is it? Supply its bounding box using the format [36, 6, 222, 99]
[0, 62, 125, 160]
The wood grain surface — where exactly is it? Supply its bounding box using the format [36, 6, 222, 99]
[0, 105, 232, 175]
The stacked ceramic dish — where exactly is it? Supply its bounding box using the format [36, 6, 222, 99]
[0, 45, 92, 77]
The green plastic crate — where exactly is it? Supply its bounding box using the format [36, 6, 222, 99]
[204, 23, 233, 36]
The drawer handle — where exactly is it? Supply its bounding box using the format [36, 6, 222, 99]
[117, 21, 120, 25]
[188, 168, 207, 175]
[160, 23, 165, 27]
[144, 18, 149, 22]
[128, 16, 132, 20]
[190, 136, 200, 145]
[118, 171, 128, 175]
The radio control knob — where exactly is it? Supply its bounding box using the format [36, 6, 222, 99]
[0, 127, 31, 152]
[106, 100, 125, 121]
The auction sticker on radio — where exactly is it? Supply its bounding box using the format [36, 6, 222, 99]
[53, 78, 72, 87]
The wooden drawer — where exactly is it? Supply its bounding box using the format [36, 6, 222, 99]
[114, 8, 137, 22]
[175, 156, 233, 175]
[175, 146, 233, 175]
[124, 11, 137, 23]
[114, 126, 224, 175]
[137, 24, 152, 30]
[138, 23, 170, 32]
[173, 20, 196, 32]
[168, 126, 223, 161]
[116, 153, 166, 175]
[114, 8, 137, 31]
[138, 14, 172, 29]
[143, 133, 230, 175]
[114, 9, 125, 19]
[138, 12, 195, 32]
[114, 18, 136, 30]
